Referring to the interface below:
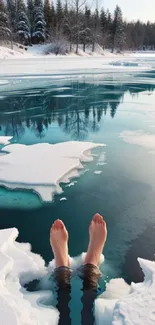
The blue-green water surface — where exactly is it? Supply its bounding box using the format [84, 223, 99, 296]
[0, 71, 155, 323]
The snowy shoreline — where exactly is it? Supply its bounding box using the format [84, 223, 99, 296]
[0, 45, 154, 79]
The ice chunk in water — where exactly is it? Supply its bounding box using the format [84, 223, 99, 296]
[0, 136, 12, 145]
[0, 141, 105, 202]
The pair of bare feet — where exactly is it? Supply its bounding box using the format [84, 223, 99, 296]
[50, 213, 107, 268]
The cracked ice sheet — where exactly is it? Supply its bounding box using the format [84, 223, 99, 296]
[0, 141, 104, 202]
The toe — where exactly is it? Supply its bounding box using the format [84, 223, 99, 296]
[50, 222, 56, 232]
[54, 219, 64, 229]
[93, 213, 103, 223]
[58, 220, 65, 229]
[50, 219, 64, 232]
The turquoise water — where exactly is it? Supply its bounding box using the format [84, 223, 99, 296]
[0, 73, 155, 293]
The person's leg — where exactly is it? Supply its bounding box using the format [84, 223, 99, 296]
[50, 219, 71, 325]
[79, 213, 107, 325]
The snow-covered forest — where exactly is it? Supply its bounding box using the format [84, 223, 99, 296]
[0, 0, 155, 54]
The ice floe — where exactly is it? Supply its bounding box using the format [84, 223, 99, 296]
[0, 136, 13, 145]
[0, 228, 155, 325]
[94, 171, 102, 175]
[97, 152, 106, 166]
[120, 130, 155, 153]
[110, 61, 139, 67]
[65, 181, 77, 188]
[0, 141, 104, 202]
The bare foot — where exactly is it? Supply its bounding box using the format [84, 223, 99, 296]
[85, 213, 107, 267]
[50, 219, 70, 268]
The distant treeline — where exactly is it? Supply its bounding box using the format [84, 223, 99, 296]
[0, 0, 155, 53]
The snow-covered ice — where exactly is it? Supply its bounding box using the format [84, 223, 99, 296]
[0, 228, 59, 325]
[110, 61, 139, 67]
[95, 258, 155, 325]
[0, 141, 104, 202]
[0, 136, 13, 145]
[0, 228, 155, 325]
[0, 45, 153, 79]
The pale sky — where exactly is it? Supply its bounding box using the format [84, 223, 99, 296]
[95, 0, 155, 22]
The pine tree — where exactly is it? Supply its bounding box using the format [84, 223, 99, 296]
[56, 0, 63, 31]
[16, 0, 30, 44]
[111, 6, 125, 52]
[92, 8, 99, 52]
[0, 0, 11, 42]
[7, 0, 16, 33]
[100, 8, 107, 48]
[81, 6, 91, 52]
[100, 9, 112, 48]
[100, 8, 107, 33]
[106, 10, 112, 29]
[32, 0, 46, 43]
[27, 0, 34, 40]
[44, 0, 51, 36]
[64, 0, 68, 16]
[51, 4, 56, 30]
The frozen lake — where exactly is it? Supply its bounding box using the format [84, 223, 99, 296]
[0, 54, 155, 324]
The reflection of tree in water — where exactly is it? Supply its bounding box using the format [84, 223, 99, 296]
[109, 101, 120, 118]
[4, 114, 25, 141]
[0, 79, 155, 141]
[62, 111, 88, 140]
[60, 107, 102, 140]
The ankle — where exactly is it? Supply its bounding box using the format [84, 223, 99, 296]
[85, 252, 99, 266]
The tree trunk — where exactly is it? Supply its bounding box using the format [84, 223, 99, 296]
[92, 37, 95, 52]
[75, 7, 79, 54]
[70, 34, 72, 52]
[76, 30, 79, 54]
[83, 37, 86, 52]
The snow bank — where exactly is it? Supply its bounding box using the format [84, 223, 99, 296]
[0, 228, 155, 325]
[120, 130, 155, 153]
[0, 136, 13, 145]
[0, 46, 152, 78]
[0, 45, 29, 59]
[0, 141, 104, 202]
[0, 44, 120, 59]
